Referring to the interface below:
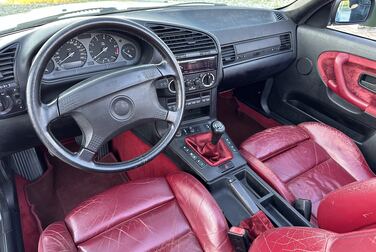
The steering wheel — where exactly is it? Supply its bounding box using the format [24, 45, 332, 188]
[26, 17, 185, 172]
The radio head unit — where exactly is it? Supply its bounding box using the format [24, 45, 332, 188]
[178, 56, 217, 74]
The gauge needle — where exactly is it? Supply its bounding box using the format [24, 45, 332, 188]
[94, 47, 108, 59]
[123, 50, 133, 58]
[59, 52, 75, 64]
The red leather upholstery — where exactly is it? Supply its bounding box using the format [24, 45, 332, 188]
[185, 132, 233, 166]
[318, 51, 376, 117]
[249, 227, 376, 252]
[318, 178, 376, 233]
[240, 122, 374, 222]
[39, 172, 233, 252]
[249, 179, 376, 251]
[239, 211, 274, 240]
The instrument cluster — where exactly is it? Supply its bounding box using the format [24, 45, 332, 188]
[43, 32, 141, 81]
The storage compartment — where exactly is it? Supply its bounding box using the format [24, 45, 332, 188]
[286, 93, 375, 142]
[235, 170, 269, 198]
[232, 168, 311, 227]
[183, 106, 210, 121]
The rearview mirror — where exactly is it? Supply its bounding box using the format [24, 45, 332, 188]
[332, 0, 372, 24]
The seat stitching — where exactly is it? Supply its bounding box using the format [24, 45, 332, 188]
[298, 123, 369, 180]
[259, 138, 310, 162]
[76, 198, 176, 245]
[284, 157, 332, 184]
[151, 230, 197, 252]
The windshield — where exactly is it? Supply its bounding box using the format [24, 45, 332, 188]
[0, 0, 295, 34]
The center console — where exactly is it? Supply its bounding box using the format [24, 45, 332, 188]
[145, 26, 312, 233]
[150, 53, 312, 231]
[167, 119, 312, 228]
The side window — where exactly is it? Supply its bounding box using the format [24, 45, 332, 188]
[328, 0, 376, 40]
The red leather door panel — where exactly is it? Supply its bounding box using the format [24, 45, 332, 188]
[318, 51, 376, 117]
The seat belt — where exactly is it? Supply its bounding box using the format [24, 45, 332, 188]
[228, 211, 274, 252]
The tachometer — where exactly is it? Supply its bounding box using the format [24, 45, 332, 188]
[89, 34, 119, 64]
[54, 39, 87, 69]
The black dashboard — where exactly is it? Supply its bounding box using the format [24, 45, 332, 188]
[0, 6, 296, 154]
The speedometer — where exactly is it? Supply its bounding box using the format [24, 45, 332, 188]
[54, 39, 87, 69]
[89, 34, 119, 64]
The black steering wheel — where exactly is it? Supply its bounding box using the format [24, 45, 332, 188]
[27, 17, 185, 172]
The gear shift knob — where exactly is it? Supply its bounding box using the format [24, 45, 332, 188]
[210, 120, 225, 145]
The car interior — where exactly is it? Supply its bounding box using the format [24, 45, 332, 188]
[1, 0, 376, 251]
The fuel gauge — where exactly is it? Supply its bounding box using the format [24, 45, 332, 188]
[121, 43, 137, 60]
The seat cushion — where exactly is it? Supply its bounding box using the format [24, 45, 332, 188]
[240, 122, 374, 221]
[38, 172, 232, 252]
[249, 227, 376, 252]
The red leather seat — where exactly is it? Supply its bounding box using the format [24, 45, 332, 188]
[38, 172, 233, 252]
[249, 178, 376, 251]
[249, 226, 376, 251]
[240, 122, 375, 224]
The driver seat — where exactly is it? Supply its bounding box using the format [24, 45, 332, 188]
[38, 172, 233, 252]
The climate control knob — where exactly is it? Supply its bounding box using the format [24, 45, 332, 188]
[201, 73, 215, 87]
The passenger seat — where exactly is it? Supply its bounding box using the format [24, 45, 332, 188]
[239, 122, 374, 224]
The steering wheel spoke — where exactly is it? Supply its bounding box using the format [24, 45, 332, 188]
[76, 148, 96, 162]
[71, 107, 126, 160]
[166, 110, 179, 125]
[157, 60, 179, 78]
[40, 99, 60, 128]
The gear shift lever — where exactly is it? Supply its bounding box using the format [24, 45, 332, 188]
[185, 120, 232, 166]
[210, 120, 225, 145]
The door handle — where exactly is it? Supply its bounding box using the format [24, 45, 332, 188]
[330, 53, 369, 110]
[359, 74, 376, 94]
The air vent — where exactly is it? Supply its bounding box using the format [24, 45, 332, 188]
[0, 44, 17, 85]
[148, 24, 217, 59]
[274, 12, 287, 21]
[221, 45, 236, 65]
[279, 33, 292, 51]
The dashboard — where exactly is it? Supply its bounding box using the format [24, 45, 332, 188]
[0, 6, 297, 154]
[43, 32, 142, 82]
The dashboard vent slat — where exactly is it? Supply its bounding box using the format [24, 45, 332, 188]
[0, 45, 17, 85]
[221, 45, 236, 65]
[279, 33, 292, 51]
[274, 12, 287, 21]
[148, 24, 217, 58]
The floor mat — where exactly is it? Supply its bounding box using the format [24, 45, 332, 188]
[15, 176, 40, 252]
[25, 153, 128, 229]
[217, 91, 266, 147]
[112, 131, 181, 180]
